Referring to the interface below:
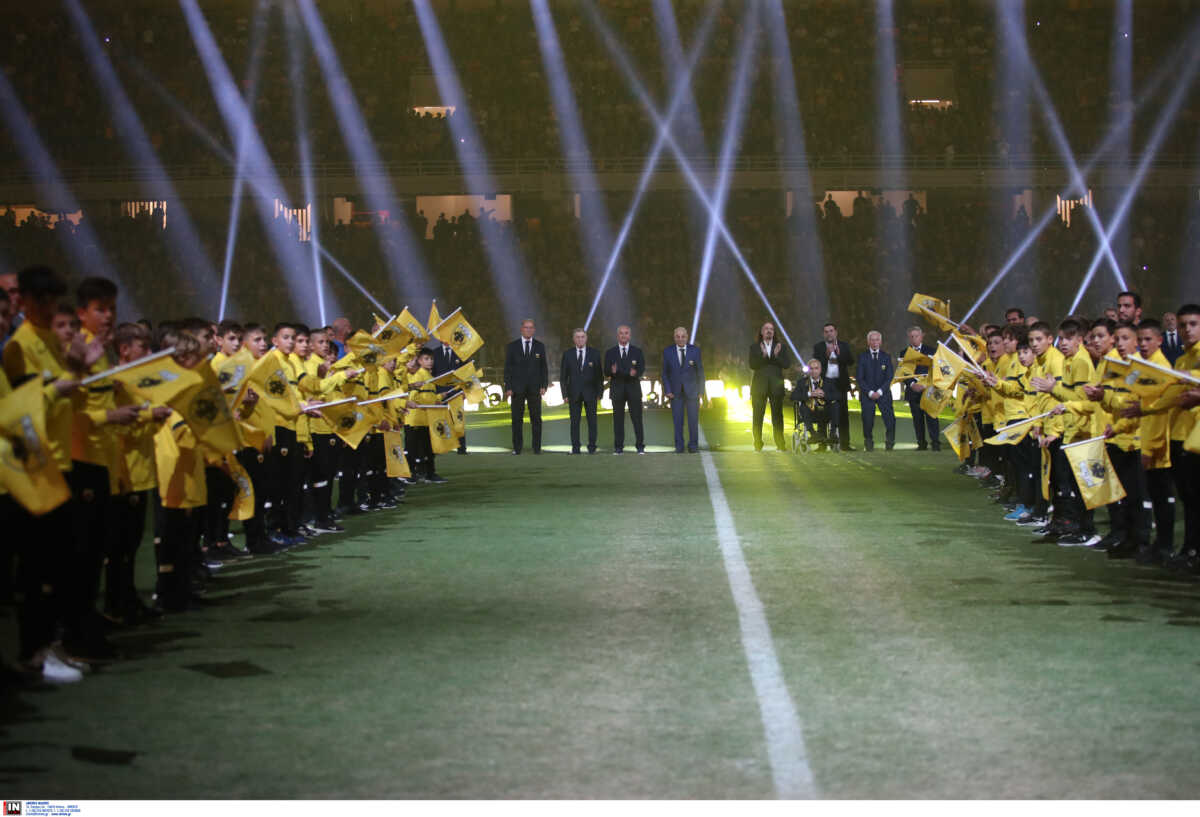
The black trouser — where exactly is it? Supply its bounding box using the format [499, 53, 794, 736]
[65, 461, 111, 643]
[835, 384, 851, 448]
[752, 385, 786, 450]
[204, 466, 235, 547]
[363, 433, 389, 498]
[510, 388, 542, 453]
[907, 393, 940, 449]
[309, 433, 338, 525]
[1170, 441, 1199, 553]
[1051, 442, 1084, 532]
[568, 395, 598, 452]
[338, 437, 361, 511]
[611, 382, 644, 451]
[235, 448, 268, 551]
[859, 395, 896, 450]
[980, 423, 1000, 471]
[1011, 436, 1039, 508]
[1107, 444, 1150, 546]
[158, 506, 201, 612]
[405, 426, 434, 477]
[7, 496, 68, 661]
[105, 489, 150, 617]
[267, 426, 304, 535]
[1145, 466, 1176, 555]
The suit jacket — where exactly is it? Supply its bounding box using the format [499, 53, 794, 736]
[749, 341, 791, 398]
[791, 375, 839, 407]
[662, 343, 704, 399]
[560, 346, 603, 401]
[812, 339, 853, 390]
[903, 342, 936, 400]
[604, 344, 644, 396]
[1162, 332, 1184, 365]
[504, 337, 549, 394]
[430, 343, 464, 393]
[857, 348, 895, 399]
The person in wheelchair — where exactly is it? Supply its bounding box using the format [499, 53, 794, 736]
[791, 357, 841, 451]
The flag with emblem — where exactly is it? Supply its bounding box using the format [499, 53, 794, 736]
[345, 329, 392, 367]
[447, 392, 466, 436]
[213, 347, 254, 393]
[1063, 436, 1126, 509]
[395, 306, 429, 345]
[426, 406, 460, 454]
[941, 416, 970, 461]
[0, 377, 70, 515]
[892, 346, 932, 383]
[984, 410, 1055, 445]
[454, 361, 488, 404]
[316, 397, 372, 450]
[245, 349, 301, 418]
[432, 307, 485, 360]
[171, 362, 241, 455]
[225, 455, 256, 521]
[1040, 445, 1052, 501]
[907, 293, 957, 332]
[383, 430, 411, 478]
[919, 382, 954, 418]
[1110, 355, 1198, 398]
[371, 315, 416, 357]
[108, 348, 204, 405]
[951, 330, 987, 364]
[931, 342, 970, 391]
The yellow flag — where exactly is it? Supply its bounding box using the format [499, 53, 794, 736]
[448, 392, 466, 436]
[225, 455, 256, 521]
[427, 300, 442, 333]
[110, 350, 204, 405]
[371, 316, 416, 358]
[1113, 356, 1187, 399]
[395, 307, 429, 345]
[1064, 437, 1126, 509]
[345, 329, 392, 367]
[432, 307, 485, 360]
[427, 406, 460, 454]
[1040, 446, 1052, 501]
[319, 399, 372, 450]
[214, 347, 254, 393]
[0, 377, 70, 515]
[893, 346, 932, 383]
[967, 414, 984, 450]
[942, 416, 969, 461]
[383, 430, 411, 478]
[907, 292, 950, 319]
[246, 349, 301, 419]
[1186, 412, 1200, 455]
[931, 343, 968, 391]
[919, 383, 954, 418]
[985, 418, 1034, 445]
[171, 363, 241, 455]
[952, 331, 987, 364]
[454, 361, 487, 405]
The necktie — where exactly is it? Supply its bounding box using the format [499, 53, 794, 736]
[678, 347, 685, 368]
[872, 352, 877, 362]
[524, 341, 530, 357]
[621, 346, 626, 359]
[1169, 332, 1176, 348]
[578, 349, 584, 370]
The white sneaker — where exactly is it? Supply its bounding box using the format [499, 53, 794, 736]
[40, 652, 84, 684]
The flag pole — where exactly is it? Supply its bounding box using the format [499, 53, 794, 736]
[81, 347, 178, 386]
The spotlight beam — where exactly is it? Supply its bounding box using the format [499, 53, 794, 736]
[691, 6, 761, 342]
[530, 0, 631, 328]
[64, 0, 230, 320]
[584, 2, 802, 362]
[1067, 44, 1200, 313]
[413, 0, 538, 327]
[294, 0, 434, 307]
[650, 0, 708, 157]
[961, 22, 1199, 321]
[999, 6, 1126, 289]
[581, 0, 722, 331]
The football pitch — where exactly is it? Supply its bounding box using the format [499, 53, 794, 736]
[4, 405, 1200, 799]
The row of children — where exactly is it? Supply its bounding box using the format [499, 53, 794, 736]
[0, 265, 482, 685]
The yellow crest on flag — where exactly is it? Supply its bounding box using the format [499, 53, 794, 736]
[245, 349, 301, 418]
[433, 308, 485, 360]
[214, 347, 253, 393]
[383, 430, 411, 478]
[427, 406, 459, 454]
[111, 352, 204, 404]
[172, 364, 241, 455]
[1064, 437, 1127, 509]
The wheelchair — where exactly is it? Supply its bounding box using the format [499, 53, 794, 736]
[791, 400, 839, 454]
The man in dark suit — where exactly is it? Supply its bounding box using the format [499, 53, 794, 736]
[503, 318, 549, 454]
[857, 330, 896, 451]
[902, 326, 940, 450]
[430, 339, 468, 454]
[750, 321, 792, 451]
[1162, 312, 1183, 364]
[560, 328, 604, 454]
[791, 357, 839, 450]
[604, 324, 645, 454]
[662, 326, 704, 452]
[812, 323, 853, 450]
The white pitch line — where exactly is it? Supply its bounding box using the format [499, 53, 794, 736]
[696, 429, 817, 799]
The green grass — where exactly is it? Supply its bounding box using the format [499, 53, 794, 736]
[3, 405, 1199, 798]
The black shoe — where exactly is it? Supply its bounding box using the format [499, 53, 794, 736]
[456, 448, 468, 455]
[916, 442, 928, 451]
[1107, 541, 1137, 559]
[426, 474, 448, 484]
[1094, 533, 1121, 550]
[1134, 547, 1161, 566]
[511, 449, 521, 455]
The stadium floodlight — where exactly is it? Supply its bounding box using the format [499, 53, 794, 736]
[412, 0, 539, 328]
[961, 20, 1199, 321]
[0, 71, 138, 318]
[1067, 44, 1200, 314]
[691, 5, 762, 343]
[64, 0, 231, 320]
[284, 3, 342, 327]
[763, 0, 829, 333]
[584, 2, 802, 362]
[294, 0, 434, 309]
[179, 0, 318, 324]
[581, 0, 721, 331]
[529, 0, 631, 330]
[998, 5, 1126, 290]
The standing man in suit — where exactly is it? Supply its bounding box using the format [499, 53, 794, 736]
[503, 318, 549, 454]
[857, 330, 896, 451]
[431, 338, 468, 454]
[604, 325, 645, 454]
[662, 326, 705, 453]
[902, 326, 940, 450]
[1162, 312, 1183, 364]
[560, 328, 603, 454]
[750, 321, 792, 451]
[812, 323, 853, 450]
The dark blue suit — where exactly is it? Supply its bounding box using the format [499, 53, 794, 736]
[1162, 330, 1184, 365]
[662, 343, 704, 452]
[903, 342, 940, 450]
[857, 348, 896, 450]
